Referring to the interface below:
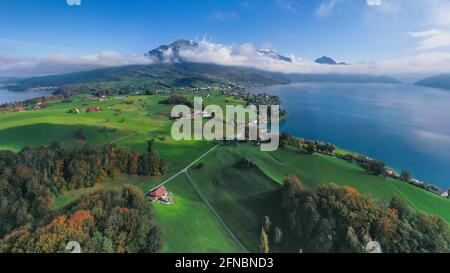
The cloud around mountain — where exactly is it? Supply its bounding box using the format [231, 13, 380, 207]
[0, 51, 152, 78]
[144, 39, 450, 77]
[2, 39, 450, 78]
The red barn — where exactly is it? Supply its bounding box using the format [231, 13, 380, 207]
[149, 186, 167, 199]
[87, 106, 102, 113]
[148, 186, 174, 204]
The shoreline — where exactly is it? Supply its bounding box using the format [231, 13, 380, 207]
[251, 82, 450, 190]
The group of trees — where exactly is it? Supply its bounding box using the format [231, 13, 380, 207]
[0, 140, 166, 239]
[281, 176, 450, 253]
[259, 216, 283, 254]
[139, 139, 167, 177]
[0, 186, 163, 253]
[363, 159, 386, 176]
[163, 95, 193, 108]
[234, 158, 255, 169]
[279, 132, 336, 156]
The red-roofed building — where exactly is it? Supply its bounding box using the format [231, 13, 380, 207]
[148, 186, 174, 205]
[87, 106, 102, 113]
[150, 186, 167, 199]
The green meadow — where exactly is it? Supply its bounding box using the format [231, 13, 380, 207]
[1, 92, 450, 253]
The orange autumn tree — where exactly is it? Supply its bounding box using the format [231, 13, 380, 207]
[281, 176, 450, 253]
[0, 186, 163, 253]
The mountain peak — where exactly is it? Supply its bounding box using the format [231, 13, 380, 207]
[315, 56, 347, 65]
[146, 39, 295, 64]
[257, 48, 293, 63]
[146, 39, 199, 62]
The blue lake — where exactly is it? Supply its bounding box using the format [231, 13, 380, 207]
[0, 88, 54, 105]
[251, 83, 450, 189]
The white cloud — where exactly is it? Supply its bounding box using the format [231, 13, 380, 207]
[66, 0, 81, 6]
[427, 0, 450, 27]
[210, 11, 239, 22]
[407, 29, 450, 51]
[316, 0, 340, 17]
[0, 51, 152, 78]
[367, 0, 382, 6]
[3, 39, 450, 78]
[276, 0, 298, 13]
[175, 40, 450, 76]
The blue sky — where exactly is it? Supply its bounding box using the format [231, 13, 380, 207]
[1, 0, 450, 77]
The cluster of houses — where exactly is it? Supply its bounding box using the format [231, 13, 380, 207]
[385, 168, 449, 198]
[14, 101, 45, 113]
[69, 106, 102, 114]
[81, 95, 108, 102]
[177, 83, 249, 95]
[341, 154, 450, 199]
[176, 110, 213, 120]
[90, 95, 107, 102]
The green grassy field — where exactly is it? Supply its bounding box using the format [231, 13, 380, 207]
[1, 93, 245, 253]
[153, 174, 242, 253]
[2, 92, 450, 253]
[224, 144, 450, 222]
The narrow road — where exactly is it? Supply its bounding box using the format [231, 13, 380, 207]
[146, 143, 221, 193]
[110, 120, 171, 144]
[184, 171, 249, 253]
[110, 132, 137, 144]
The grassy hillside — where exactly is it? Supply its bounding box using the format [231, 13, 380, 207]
[1, 92, 449, 253]
[185, 143, 450, 251]
[13, 62, 290, 92]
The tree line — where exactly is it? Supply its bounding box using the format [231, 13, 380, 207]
[279, 176, 450, 253]
[0, 186, 163, 253]
[0, 140, 166, 239]
[163, 95, 194, 108]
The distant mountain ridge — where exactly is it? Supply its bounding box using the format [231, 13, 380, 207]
[288, 73, 400, 84]
[13, 62, 290, 91]
[256, 49, 293, 63]
[415, 74, 450, 90]
[12, 40, 401, 91]
[145, 39, 294, 63]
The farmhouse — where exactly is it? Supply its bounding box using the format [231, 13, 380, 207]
[148, 186, 174, 205]
[410, 179, 424, 186]
[202, 111, 212, 118]
[87, 106, 102, 113]
[70, 108, 80, 114]
[385, 168, 400, 179]
[16, 106, 25, 113]
[427, 184, 444, 196]
[91, 96, 106, 102]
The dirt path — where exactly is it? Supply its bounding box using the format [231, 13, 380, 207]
[110, 132, 138, 144]
[110, 120, 171, 144]
[146, 143, 221, 193]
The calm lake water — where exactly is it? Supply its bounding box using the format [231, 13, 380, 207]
[251, 83, 450, 189]
[0, 88, 54, 105]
